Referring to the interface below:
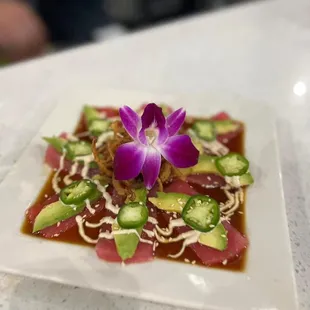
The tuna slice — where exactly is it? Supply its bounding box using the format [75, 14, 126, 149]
[186, 173, 226, 188]
[162, 179, 248, 266]
[164, 179, 198, 196]
[95, 206, 156, 264]
[210, 111, 243, 144]
[190, 221, 248, 266]
[26, 195, 106, 238]
[210, 111, 231, 121]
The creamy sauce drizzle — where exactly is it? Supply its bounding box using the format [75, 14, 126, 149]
[225, 176, 240, 188]
[85, 216, 115, 228]
[52, 151, 66, 193]
[147, 216, 158, 225]
[156, 218, 185, 237]
[85, 199, 96, 215]
[143, 229, 155, 238]
[63, 162, 79, 185]
[168, 231, 200, 258]
[66, 134, 79, 142]
[95, 131, 114, 148]
[94, 180, 120, 214]
[188, 129, 229, 156]
[75, 215, 98, 244]
[112, 229, 153, 245]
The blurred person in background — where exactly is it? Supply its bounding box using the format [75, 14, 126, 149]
[0, 0, 47, 62]
[0, 0, 248, 64]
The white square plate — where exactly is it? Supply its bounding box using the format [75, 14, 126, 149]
[0, 89, 298, 310]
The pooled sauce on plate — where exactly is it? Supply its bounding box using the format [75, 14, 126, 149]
[21, 111, 247, 271]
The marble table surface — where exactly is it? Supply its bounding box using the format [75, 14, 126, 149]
[0, 0, 309, 309]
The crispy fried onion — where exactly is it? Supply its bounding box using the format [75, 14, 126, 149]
[91, 120, 184, 196]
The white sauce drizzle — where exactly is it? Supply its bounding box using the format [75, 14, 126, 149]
[66, 134, 79, 141]
[75, 216, 98, 244]
[188, 129, 228, 156]
[98, 231, 114, 239]
[94, 180, 120, 214]
[225, 176, 241, 188]
[52, 151, 66, 193]
[85, 199, 96, 215]
[168, 231, 200, 259]
[112, 229, 153, 245]
[85, 216, 115, 228]
[156, 218, 185, 237]
[63, 161, 79, 185]
[147, 216, 158, 225]
[143, 229, 155, 238]
[95, 131, 114, 148]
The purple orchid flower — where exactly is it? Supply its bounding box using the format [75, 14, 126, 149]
[114, 103, 199, 189]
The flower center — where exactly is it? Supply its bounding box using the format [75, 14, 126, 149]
[145, 128, 158, 146]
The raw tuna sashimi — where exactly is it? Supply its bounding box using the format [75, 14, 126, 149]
[186, 173, 226, 188]
[26, 195, 106, 238]
[95, 107, 119, 118]
[210, 111, 243, 144]
[190, 221, 248, 266]
[164, 179, 198, 196]
[95, 206, 157, 264]
[210, 111, 231, 121]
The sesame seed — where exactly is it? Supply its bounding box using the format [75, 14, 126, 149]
[238, 211, 243, 214]
[191, 260, 196, 265]
[151, 208, 154, 212]
[44, 194, 48, 198]
[222, 259, 228, 265]
[221, 234, 226, 238]
[184, 258, 190, 263]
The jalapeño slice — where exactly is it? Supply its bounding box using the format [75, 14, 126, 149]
[64, 141, 92, 160]
[215, 152, 249, 176]
[117, 202, 149, 229]
[60, 180, 97, 205]
[182, 195, 220, 233]
[192, 120, 216, 141]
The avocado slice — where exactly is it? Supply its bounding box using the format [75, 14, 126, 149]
[33, 201, 85, 233]
[225, 172, 254, 187]
[33, 188, 101, 233]
[125, 187, 147, 204]
[43, 136, 67, 153]
[83, 105, 101, 123]
[239, 172, 254, 186]
[114, 187, 148, 261]
[191, 136, 204, 154]
[198, 223, 228, 251]
[214, 120, 240, 135]
[149, 192, 190, 213]
[180, 155, 219, 176]
[113, 223, 143, 261]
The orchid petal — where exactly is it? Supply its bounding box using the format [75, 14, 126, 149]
[138, 103, 168, 145]
[166, 108, 186, 136]
[159, 135, 199, 168]
[142, 148, 161, 189]
[119, 106, 141, 139]
[114, 142, 146, 180]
